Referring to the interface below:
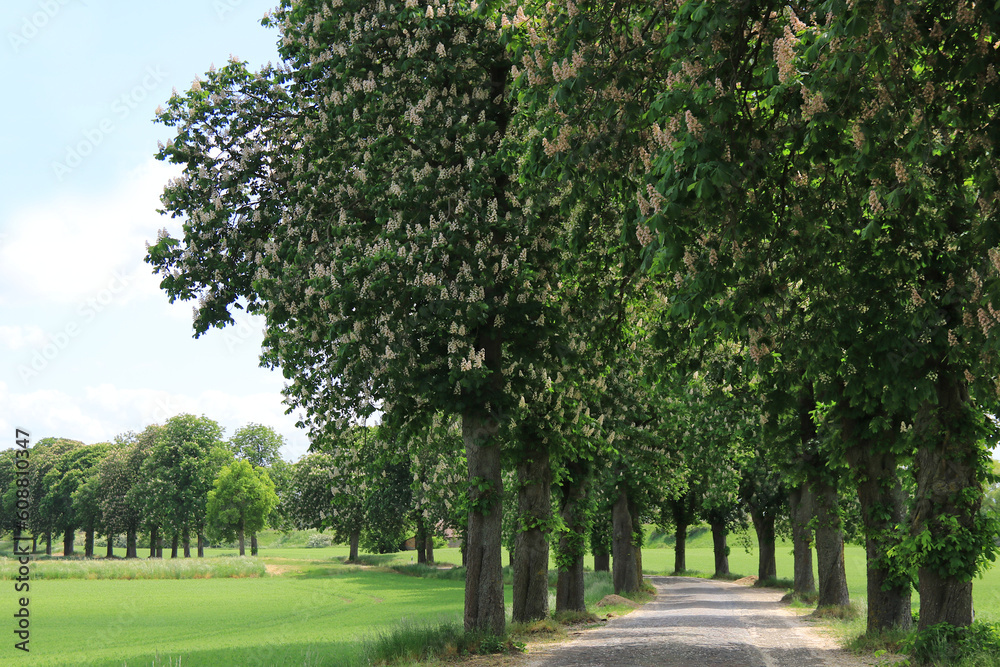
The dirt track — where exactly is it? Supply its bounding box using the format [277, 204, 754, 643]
[519, 576, 874, 667]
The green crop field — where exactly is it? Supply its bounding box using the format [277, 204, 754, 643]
[1, 531, 998, 666]
[0, 556, 470, 666]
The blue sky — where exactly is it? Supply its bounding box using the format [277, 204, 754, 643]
[0, 0, 311, 461]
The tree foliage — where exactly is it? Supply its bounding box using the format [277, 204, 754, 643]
[206, 459, 279, 555]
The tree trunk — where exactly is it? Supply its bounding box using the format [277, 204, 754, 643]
[126, 528, 137, 559]
[183, 530, 191, 558]
[632, 502, 644, 590]
[843, 416, 913, 633]
[349, 529, 360, 562]
[814, 480, 850, 607]
[751, 509, 776, 581]
[32, 534, 38, 554]
[670, 490, 696, 574]
[197, 531, 205, 557]
[592, 511, 611, 572]
[238, 524, 245, 556]
[711, 520, 730, 577]
[84, 529, 94, 559]
[789, 483, 816, 595]
[149, 526, 159, 558]
[416, 515, 427, 564]
[674, 521, 687, 574]
[426, 534, 434, 564]
[45, 532, 52, 556]
[555, 458, 590, 613]
[462, 411, 505, 635]
[63, 529, 74, 557]
[858, 470, 913, 634]
[171, 533, 179, 558]
[251, 532, 258, 556]
[512, 445, 551, 623]
[157, 534, 163, 558]
[105, 533, 114, 558]
[912, 367, 982, 629]
[612, 486, 638, 594]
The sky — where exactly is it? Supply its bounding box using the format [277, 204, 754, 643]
[0, 0, 312, 461]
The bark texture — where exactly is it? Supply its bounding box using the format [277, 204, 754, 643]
[63, 529, 74, 557]
[789, 483, 816, 595]
[613, 487, 638, 594]
[126, 529, 138, 559]
[349, 529, 360, 562]
[813, 480, 850, 608]
[751, 509, 776, 581]
[149, 525, 159, 559]
[711, 521, 730, 577]
[592, 511, 612, 572]
[238, 525, 246, 556]
[426, 535, 434, 564]
[912, 367, 981, 629]
[84, 530, 95, 559]
[171, 533, 179, 559]
[105, 533, 113, 558]
[843, 415, 913, 633]
[669, 489, 696, 574]
[463, 411, 505, 634]
[555, 458, 590, 613]
[513, 446, 551, 623]
[594, 552, 610, 572]
[416, 515, 427, 564]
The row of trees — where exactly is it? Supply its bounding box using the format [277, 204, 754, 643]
[144, 0, 1000, 643]
[0, 419, 285, 558]
[0, 416, 469, 561]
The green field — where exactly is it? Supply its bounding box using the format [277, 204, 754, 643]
[0, 551, 470, 666]
[1, 532, 999, 666]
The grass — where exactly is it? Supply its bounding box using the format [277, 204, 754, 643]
[4, 526, 997, 666]
[0, 565, 468, 666]
[0, 555, 265, 580]
[362, 620, 525, 664]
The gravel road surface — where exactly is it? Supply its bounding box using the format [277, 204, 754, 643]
[522, 576, 872, 667]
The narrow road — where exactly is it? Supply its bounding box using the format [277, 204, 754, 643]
[523, 576, 870, 667]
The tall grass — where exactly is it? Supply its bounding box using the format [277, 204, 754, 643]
[0, 555, 265, 580]
[583, 571, 616, 606]
[361, 620, 523, 664]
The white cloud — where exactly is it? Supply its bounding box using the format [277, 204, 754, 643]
[0, 159, 180, 307]
[0, 325, 48, 350]
[0, 381, 309, 461]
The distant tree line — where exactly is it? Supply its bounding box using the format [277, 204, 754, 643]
[0, 415, 470, 561]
